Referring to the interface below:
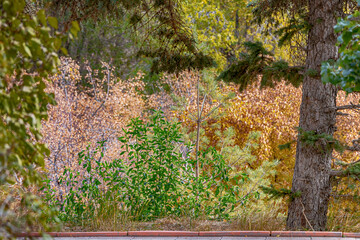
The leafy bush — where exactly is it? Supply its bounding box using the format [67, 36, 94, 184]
[43, 110, 254, 224]
[0, 0, 77, 237]
[321, 5, 360, 93]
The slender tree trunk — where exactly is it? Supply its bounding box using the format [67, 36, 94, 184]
[286, 0, 342, 230]
[195, 75, 200, 180]
[234, 9, 240, 40]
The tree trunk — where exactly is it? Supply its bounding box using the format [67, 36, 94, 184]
[286, 0, 342, 230]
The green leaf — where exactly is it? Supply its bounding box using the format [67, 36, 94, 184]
[26, 26, 36, 36]
[341, 31, 354, 49]
[31, 38, 42, 45]
[23, 44, 32, 57]
[47, 17, 58, 29]
[70, 21, 80, 38]
[60, 47, 68, 55]
[53, 38, 62, 50]
[37, 10, 47, 25]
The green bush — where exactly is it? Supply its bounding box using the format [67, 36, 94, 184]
[43, 110, 253, 224]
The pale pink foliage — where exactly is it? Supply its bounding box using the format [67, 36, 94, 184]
[42, 58, 146, 195]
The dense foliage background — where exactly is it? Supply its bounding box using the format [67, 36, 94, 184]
[1, 0, 360, 237]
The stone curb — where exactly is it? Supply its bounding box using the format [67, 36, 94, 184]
[128, 231, 198, 237]
[198, 231, 270, 237]
[271, 231, 342, 237]
[15, 231, 360, 238]
[344, 233, 360, 238]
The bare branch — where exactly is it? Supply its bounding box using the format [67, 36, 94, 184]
[91, 61, 112, 118]
[347, 145, 360, 151]
[336, 104, 360, 111]
[199, 93, 207, 122]
[336, 112, 350, 116]
[347, 138, 360, 152]
[202, 103, 223, 121]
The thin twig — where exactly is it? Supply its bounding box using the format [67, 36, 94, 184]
[199, 94, 207, 120]
[195, 74, 200, 179]
[202, 103, 223, 121]
[91, 62, 111, 118]
[300, 199, 315, 231]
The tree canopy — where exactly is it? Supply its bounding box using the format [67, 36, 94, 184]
[45, 0, 214, 75]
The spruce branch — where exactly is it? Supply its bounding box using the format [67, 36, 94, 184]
[260, 185, 301, 201]
[331, 193, 360, 200]
[218, 41, 304, 91]
[330, 170, 348, 177]
[331, 160, 360, 178]
[297, 127, 345, 154]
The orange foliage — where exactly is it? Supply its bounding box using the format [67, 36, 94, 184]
[334, 91, 360, 164]
[223, 81, 301, 187]
[156, 72, 360, 190]
[223, 82, 360, 188]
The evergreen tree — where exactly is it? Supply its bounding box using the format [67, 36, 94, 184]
[219, 0, 360, 230]
[44, 0, 214, 75]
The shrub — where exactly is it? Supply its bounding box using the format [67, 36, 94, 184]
[43, 110, 256, 224]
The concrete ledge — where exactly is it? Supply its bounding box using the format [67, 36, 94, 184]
[128, 231, 198, 237]
[199, 231, 270, 237]
[16, 232, 128, 237]
[56, 232, 128, 237]
[270, 231, 343, 237]
[344, 232, 360, 238]
[16, 230, 358, 238]
[16, 232, 42, 237]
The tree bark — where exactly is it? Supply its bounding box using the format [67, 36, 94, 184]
[286, 0, 342, 230]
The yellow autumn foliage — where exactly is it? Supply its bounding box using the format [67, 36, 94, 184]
[223, 81, 301, 187]
[222, 81, 360, 190]
[161, 71, 360, 192]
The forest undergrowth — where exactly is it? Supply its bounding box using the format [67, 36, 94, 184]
[24, 59, 360, 232]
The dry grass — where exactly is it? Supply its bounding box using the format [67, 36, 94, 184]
[63, 216, 286, 232]
[58, 198, 360, 233]
[327, 200, 360, 232]
[61, 200, 288, 232]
